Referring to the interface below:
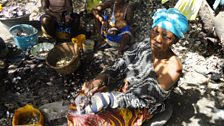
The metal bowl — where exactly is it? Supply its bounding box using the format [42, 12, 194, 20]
[30, 42, 54, 60]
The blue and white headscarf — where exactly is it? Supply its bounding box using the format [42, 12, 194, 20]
[152, 8, 188, 39]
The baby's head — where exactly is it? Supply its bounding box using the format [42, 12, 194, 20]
[74, 94, 90, 114]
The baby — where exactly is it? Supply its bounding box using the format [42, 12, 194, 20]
[73, 92, 116, 114]
[107, 19, 127, 36]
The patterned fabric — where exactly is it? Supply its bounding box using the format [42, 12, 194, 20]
[174, 0, 203, 21]
[106, 26, 132, 43]
[152, 8, 188, 38]
[67, 108, 152, 126]
[161, 0, 169, 4]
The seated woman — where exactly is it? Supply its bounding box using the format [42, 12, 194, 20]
[0, 37, 8, 58]
[40, 0, 80, 42]
[92, 0, 134, 55]
[67, 8, 188, 126]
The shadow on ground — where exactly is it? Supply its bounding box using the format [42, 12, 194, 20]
[166, 85, 224, 126]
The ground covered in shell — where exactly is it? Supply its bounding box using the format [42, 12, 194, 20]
[0, 0, 224, 126]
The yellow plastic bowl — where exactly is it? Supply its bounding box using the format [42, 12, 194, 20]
[12, 104, 44, 126]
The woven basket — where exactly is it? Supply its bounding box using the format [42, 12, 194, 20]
[46, 42, 80, 75]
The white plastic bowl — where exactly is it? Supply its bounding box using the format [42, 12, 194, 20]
[30, 42, 54, 60]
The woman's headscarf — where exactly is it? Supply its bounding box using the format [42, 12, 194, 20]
[152, 8, 188, 39]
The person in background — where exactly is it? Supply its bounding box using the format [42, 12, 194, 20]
[40, 0, 80, 42]
[92, 0, 134, 55]
[0, 37, 8, 58]
[0, 37, 8, 79]
[68, 8, 188, 126]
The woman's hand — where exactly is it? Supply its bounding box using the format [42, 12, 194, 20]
[81, 79, 103, 95]
[81, 74, 109, 95]
[65, 14, 73, 23]
[122, 80, 129, 92]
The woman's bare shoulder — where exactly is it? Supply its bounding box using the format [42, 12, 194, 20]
[168, 55, 183, 76]
[158, 55, 182, 90]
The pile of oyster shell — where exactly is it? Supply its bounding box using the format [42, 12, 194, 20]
[56, 56, 73, 67]
[0, 0, 37, 19]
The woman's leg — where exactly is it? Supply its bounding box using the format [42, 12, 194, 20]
[40, 14, 57, 38]
[95, 19, 107, 47]
[118, 33, 131, 55]
[67, 108, 152, 126]
[71, 13, 81, 37]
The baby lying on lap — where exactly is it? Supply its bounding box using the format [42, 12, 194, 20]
[74, 92, 117, 114]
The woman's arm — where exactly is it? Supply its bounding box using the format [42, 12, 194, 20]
[81, 56, 127, 94]
[81, 41, 146, 94]
[125, 4, 134, 25]
[92, 0, 113, 24]
[41, 0, 50, 13]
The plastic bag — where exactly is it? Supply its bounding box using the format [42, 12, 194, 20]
[72, 34, 86, 49]
[174, 0, 203, 20]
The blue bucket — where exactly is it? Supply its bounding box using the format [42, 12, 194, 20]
[9, 24, 38, 51]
